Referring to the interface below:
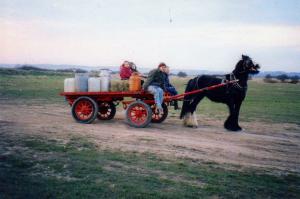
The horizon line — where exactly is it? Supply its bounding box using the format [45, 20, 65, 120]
[0, 63, 300, 73]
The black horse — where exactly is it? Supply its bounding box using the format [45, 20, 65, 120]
[180, 55, 260, 131]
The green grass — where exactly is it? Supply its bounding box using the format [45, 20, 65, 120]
[0, 74, 71, 103]
[240, 81, 300, 123]
[0, 73, 299, 123]
[1, 135, 299, 198]
[1, 71, 299, 198]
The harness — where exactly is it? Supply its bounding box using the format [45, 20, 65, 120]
[193, 75, 202, 90]
[223, 73, 247, 91]
[184, 71, 247, 103]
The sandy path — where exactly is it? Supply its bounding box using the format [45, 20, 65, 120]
[0, 101, 299, 174]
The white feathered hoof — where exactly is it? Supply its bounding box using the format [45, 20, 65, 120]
[191, 113, 198, 128]
[183, 112, 190, 126]
[183, 112, 195, 128]
[183, 113, 189, 127]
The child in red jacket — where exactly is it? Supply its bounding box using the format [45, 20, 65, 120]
[120, 61, 133, 80]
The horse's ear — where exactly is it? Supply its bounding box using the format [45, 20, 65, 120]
[242, 54, 247, 60]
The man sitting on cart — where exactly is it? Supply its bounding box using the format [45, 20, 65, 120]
[143, 62, 168, 113]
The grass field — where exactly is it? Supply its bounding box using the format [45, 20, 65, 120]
[1, 133, 299, 199]
[1, 73, 299, 124]
[0, 74, 71, 103]
[1, 72, 300, 198]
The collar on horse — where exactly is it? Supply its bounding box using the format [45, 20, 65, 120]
[222, 73, 247, 91]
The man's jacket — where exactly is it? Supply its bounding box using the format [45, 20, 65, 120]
[143, 69, 166, 90]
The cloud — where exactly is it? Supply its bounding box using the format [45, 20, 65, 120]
[1, 17, 300, 70]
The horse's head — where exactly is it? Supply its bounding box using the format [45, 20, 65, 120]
[234, 55, 260, 75]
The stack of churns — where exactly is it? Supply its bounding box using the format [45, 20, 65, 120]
[64, 70, 142, 92]
[64, 69, 111, 92]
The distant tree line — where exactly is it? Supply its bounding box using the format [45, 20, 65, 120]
[0, 65, 88, 76]
[1, 64, 192, 78]
[177, 71, 187, 77]
[16, 65, 87, 73]
[264, 74, 299, 84]
[19, 65, 50, 71]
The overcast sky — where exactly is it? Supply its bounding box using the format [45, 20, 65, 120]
[1, 0, 300, 71]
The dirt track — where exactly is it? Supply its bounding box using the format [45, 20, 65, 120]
[1, 100, 300, 174]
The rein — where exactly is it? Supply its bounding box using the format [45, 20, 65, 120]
[171, 79, 239, 101]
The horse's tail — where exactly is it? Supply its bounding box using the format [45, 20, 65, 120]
[180, 78, 195, 119]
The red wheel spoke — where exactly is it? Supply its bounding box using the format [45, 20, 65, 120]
[75, 100, 93, 120]
[129, 105, 147, 124]
[126, 102, 152, 127]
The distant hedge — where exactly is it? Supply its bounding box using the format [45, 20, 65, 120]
[264, 74, 299, 84]
[0, 68, 72, 76]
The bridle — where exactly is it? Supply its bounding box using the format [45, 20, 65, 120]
[238, 58, 259, 75]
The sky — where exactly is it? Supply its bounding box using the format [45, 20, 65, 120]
[0, 0, 300, 72]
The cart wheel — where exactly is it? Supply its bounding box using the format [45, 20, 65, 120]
[71, 97, 98, 124]
[151, 103, 168, 123]
[97, 102, 116, 120]
[125, 101, 152, 128]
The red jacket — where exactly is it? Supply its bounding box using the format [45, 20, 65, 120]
[120, 65, 133, 80]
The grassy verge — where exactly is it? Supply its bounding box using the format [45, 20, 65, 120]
[1, 134, 299, 199]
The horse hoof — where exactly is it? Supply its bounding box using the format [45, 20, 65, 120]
[236, 126, 242, 131]
[225, 126, 242, 131]
[224, 121, 242, 131]
[184, 124, 198, 128]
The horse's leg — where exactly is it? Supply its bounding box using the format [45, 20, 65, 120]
[224, 101, 236, 131]
[181, 98, 190, 118]
[182, 98, 192, 126]
[225, 101, 243, 131]
[233, 101, 242, 131]
[183, 112, 192, 127]
[184, 94, 204, 128]
[184, 110, 198, 128]
[180, 78, 194, 119]
[191, 111, 198, 128]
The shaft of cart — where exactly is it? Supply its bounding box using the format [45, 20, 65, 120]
[166, 79, 239, 101]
